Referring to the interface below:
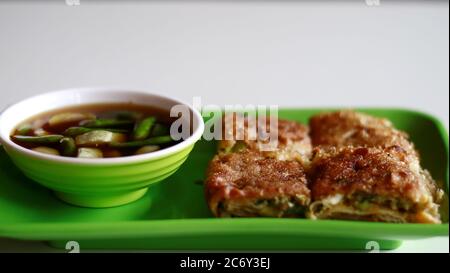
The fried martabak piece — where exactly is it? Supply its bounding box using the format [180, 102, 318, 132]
[205, 151, 310, 218]
[309, 110, 417, 157]
[308, 146, 442, 223]
[218, 113, 312, 165]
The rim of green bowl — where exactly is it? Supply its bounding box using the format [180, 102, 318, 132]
[0, 88, 205, 165]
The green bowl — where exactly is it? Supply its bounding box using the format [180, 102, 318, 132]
[0, 88, 204, 208]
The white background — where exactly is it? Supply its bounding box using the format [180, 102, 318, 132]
[0, 0, 448, 253]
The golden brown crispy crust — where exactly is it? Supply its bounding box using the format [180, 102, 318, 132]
[310, 146, 423, 201]
[309, 110, 417, 156]
[218, 113, 312, 163]
[308, 146, 441, 223]
[205, 151, 310, 217]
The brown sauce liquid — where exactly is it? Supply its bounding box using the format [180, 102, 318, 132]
[11, 103, 180, 157]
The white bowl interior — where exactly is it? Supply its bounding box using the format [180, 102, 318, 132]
[0, 87, 204, 164]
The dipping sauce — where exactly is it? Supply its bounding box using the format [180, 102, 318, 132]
[10, 103, 179, 158]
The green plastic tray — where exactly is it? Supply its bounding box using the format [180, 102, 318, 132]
[0, 108, 448, 251]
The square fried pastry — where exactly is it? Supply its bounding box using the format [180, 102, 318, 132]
[309, 110, 417, 157]
[205, 151, 310, 218]
[308, 146, 443, 223]
[218, 113, 312, 165]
